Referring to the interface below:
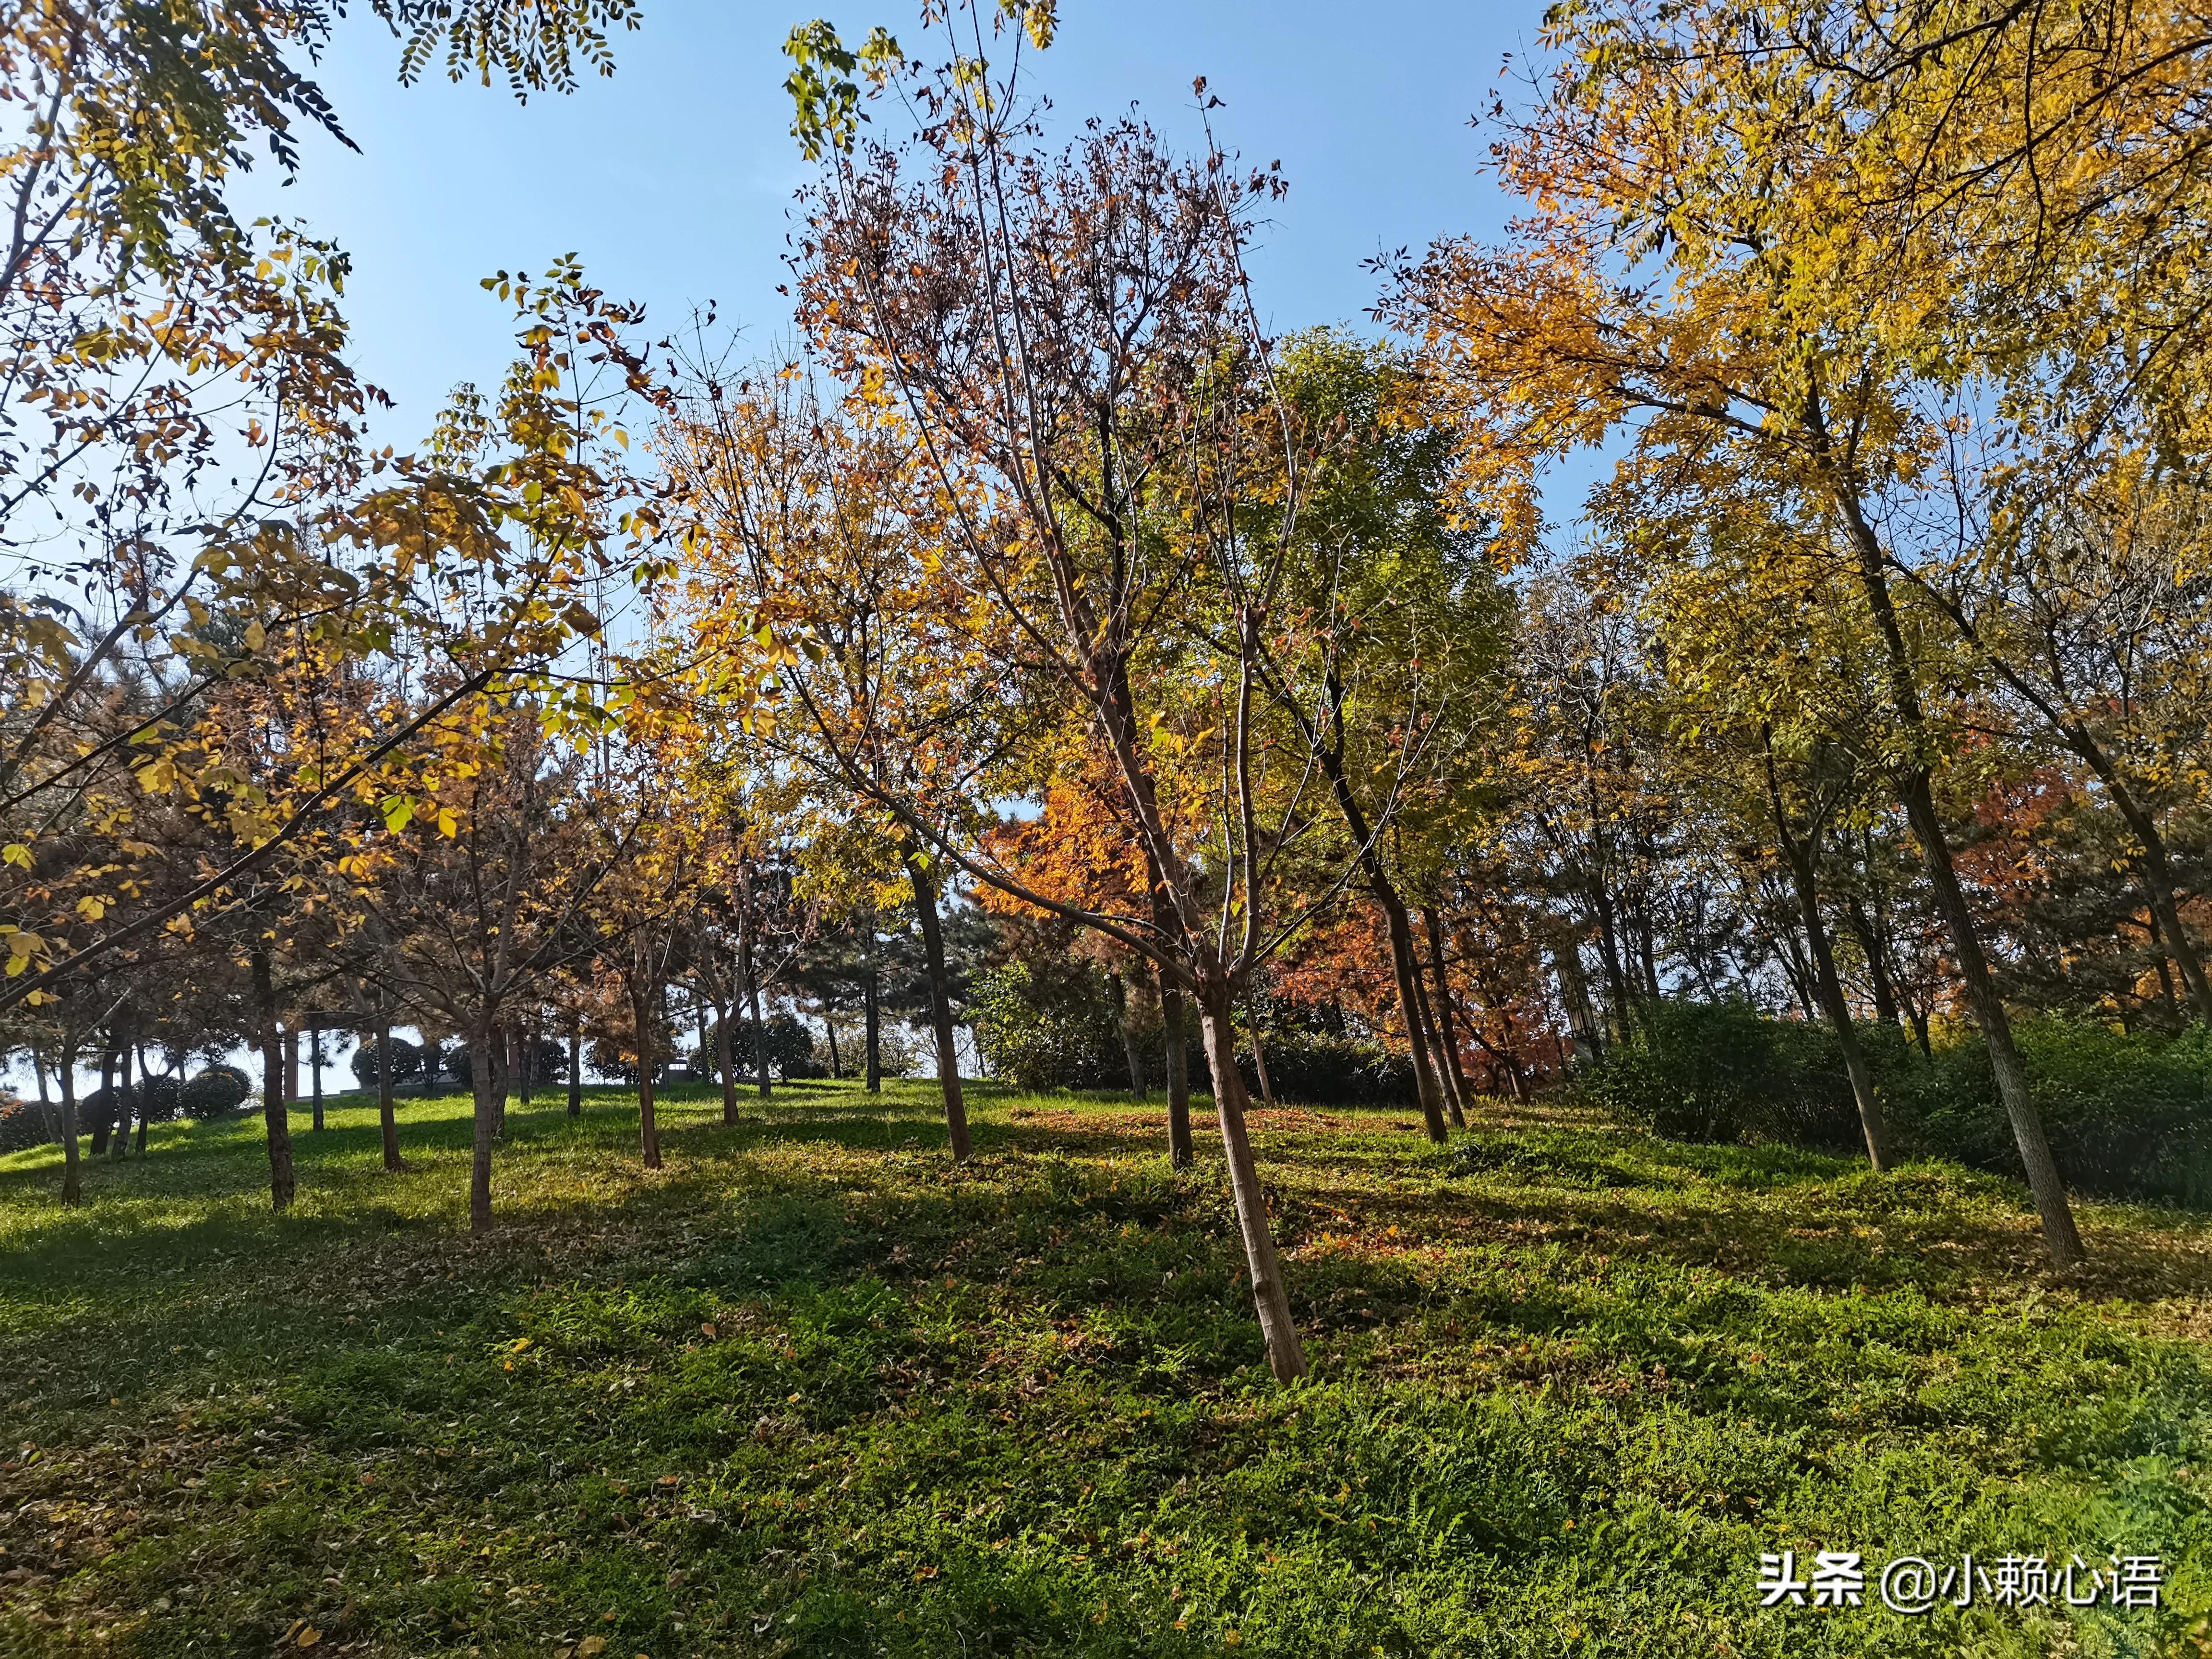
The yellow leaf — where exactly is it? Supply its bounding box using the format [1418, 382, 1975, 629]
[297, 1628, 322, 1649]
[1, 843, 29, 868]
[244, 620, 266, 652]
[576, 1639, 608, 1658]
[75, 897, 106, 921]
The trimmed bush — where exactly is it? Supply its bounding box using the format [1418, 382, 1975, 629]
[0, 1093, 50, 1151]
[350, 1037, 422, 1089]
[137, 1074, 184, 1122]
[181, 1064, 252, 1118]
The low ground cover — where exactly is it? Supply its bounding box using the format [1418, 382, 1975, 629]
[0, 1083, 2206, 1657]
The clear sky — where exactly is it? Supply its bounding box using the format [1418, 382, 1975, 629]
[244, 0, 1544, 441]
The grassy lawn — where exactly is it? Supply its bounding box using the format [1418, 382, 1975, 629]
[0, 1081, 2207, 1657]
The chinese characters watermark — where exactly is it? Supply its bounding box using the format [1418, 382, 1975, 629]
[1756, 1550, 2163, 1615]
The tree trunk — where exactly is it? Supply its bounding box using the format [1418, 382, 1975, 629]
[376, 1002, 400, 1172]
[741, 912, 771, 1101]
[1246, 995, 1277, 1108]
[2108, 781, 2212, 1022]
[132, 1042, 150, 1153]
[253, 948, 294, 1212]
[284, 1028, 299, 1109]
[1898, 769, 2081, 1257]
[1552, 940, 1603, 1064]
[109, 1034, 132, 1160]
[1408, 959, 1466, 1129]
[309, 1030, 325, 1132]
[567, 1022, 582, 1117]
[1159, 968, 1193, 1168]
[489, 1023, 508, 1139]
[1779, 842, 1891, 1171]
[90, 1045, 113, 1155]
[1842, 893, 1902, 1029]
[864, 949, 881, 1096]
[1380, 893, 1449, 1142]
[1820, 457, 2082, 1258]
[823, 1002, 842, 1079]
[906, 851, 972, 1161]
[635, 980, 662, 1170]
[59, 1031, 80, 1207]
[469, 1022, 498, 1234]
[1196, 983, 1306, 1382]
[1108, 972, 1147, 1099]
[714, 998, 739, 1126]
[519, 1020, 535, 1108]
[1422, 907, 1477, 1115]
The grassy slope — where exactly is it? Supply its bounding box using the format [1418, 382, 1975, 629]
[0, 1082, 2206, 1659]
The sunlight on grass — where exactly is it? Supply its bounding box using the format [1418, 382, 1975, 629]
[0, 1085, 2207, 1656]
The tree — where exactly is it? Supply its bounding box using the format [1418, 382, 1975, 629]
[1381, 4, 2103, 1262]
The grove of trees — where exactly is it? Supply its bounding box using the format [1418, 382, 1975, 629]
[9, 0, 2212, 1377]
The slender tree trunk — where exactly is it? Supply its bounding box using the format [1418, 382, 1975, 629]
[2112, 792, 2212, 1022]
[741, 908, 771, 1101]
[284, 1029, 299, 1110]
[1108, 972, 1147, 1099]
[376, 1002, 400, 1172]
[519, 1020, 535, 1109]
[59, 1029, 80, 1207]
[469, 1022, 498, 1234]
[714, 998, 739, 1126]
[1196, 982, 1306, 1382]
[1246, 995, 1277, 1108]
[90, 1046, 113, 1155]
[1408, 960, 1466, 1129]
[309, 1029, 325, 1132]
[253, 948, 294, 1212]
[1898, 769, 2081, 1258]
[1815, 405, 2082, 1259]
[2147, 909, 2185, 1028]
[1552, 941, 1603, 1064]
[1843, 894, 1902, 1029]
[132, 1042, 150, 1153]
[906, 851, 972, 1160]
[1422, 907, 1477, 1116]
[1159, 967, 1193, 1168]
[1778, 839, 1891, 1171]
[109, 1033, 132, 1160]
[567, 1021, 582, 1117]
[823, 1001, 842, 1079]
[634, 980, 662, 1171]
[864, 943, 881, 1096]
[1381, 895, 1449, 1141]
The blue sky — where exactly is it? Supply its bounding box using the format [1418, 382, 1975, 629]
[247, 0, 1544, 439]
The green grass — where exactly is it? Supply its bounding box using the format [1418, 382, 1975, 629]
[0, 1081, 2207, 1657]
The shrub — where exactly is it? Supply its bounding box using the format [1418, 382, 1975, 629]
[1580, 998, 2212, 1202]
[137, 1074, 184, 1122]
[0, 1092, 51, 1152]
[350, 1037, 422, 1089]
[181, 1064, 252, 1118]
[1239, 1032, 1416, 1107]
[1901, 1013, 2212, 1203]
[1579, 1000, 1822, 1144]
[703, 1014, 824, 1081]
[970, 961, 1125, 1090]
